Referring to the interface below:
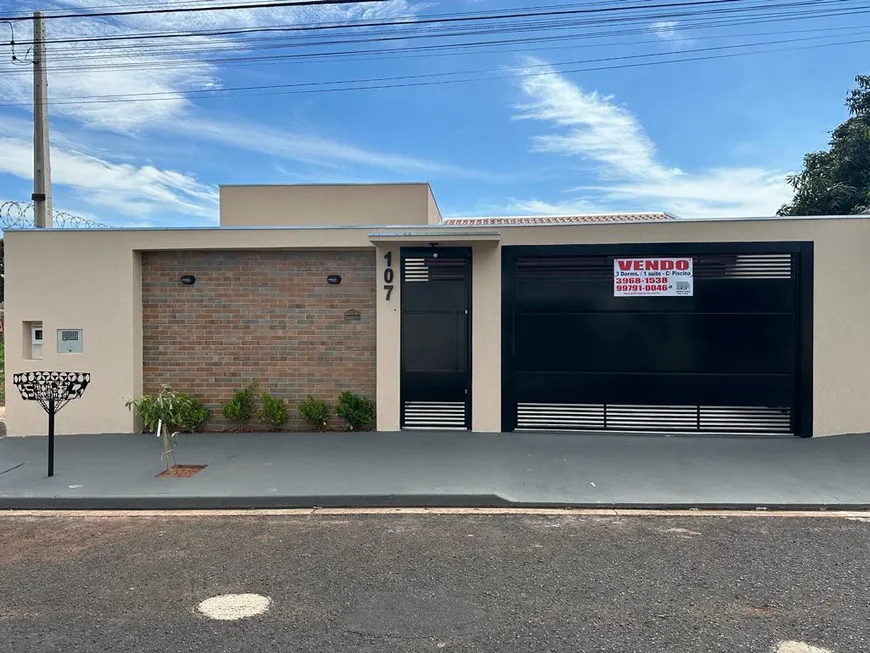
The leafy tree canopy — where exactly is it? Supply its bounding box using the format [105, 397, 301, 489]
[778, 75, 870, 216]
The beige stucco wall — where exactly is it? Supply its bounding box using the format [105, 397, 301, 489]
[130, 251, 143, 423]
[4, 226, 374, 435]
[372, 217, 870, 437]
[5, 232, 143, 435]
[375, 244, 401, 431]
[6, 215, 870, 437]
[220, 183, 434, 227]
[426, 187, 442, 225]
[470, 243, 501, 432]
[494, 217, 870, 437]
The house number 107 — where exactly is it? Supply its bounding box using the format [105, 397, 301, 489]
[383, 251, 394, 300]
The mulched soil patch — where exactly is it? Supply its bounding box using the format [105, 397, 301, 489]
[157, 464, 207, 478]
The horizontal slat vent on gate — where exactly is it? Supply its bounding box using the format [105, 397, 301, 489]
[517, 256, 611, 279]
[403, 402, 467, 430]
[518, 403, 606, 429]
[403, 257, 467, 282]
[516, 253, 794, 280]
[699, 406, 791, 432]
[517, 403, 792, 434]
[694, 254, 793, 279]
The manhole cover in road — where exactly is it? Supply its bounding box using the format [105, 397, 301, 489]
[343, 592, 484, 637]
[197, 594, 272, 621]
[776, 642, 833, 653]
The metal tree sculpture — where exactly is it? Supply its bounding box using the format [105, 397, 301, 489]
[13, 372, 90, 477]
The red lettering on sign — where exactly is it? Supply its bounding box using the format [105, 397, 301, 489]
[617, 258, 690, 274]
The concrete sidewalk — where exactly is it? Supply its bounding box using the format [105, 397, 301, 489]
[1, 431, 868, 510]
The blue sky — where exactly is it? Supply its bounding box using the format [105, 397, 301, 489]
[0, 0, 867, 226]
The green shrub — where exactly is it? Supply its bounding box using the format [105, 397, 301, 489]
[222, 381, 257, 422]
[298, 395, 330, 430]
[173, 395, 210, 432]
[336, 391, 375, 431]
[126, 385, 209, 433]
[259, 392, 289, 429]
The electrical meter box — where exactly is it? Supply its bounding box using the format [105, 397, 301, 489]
[57, 329, 83, 354]
[31, 323, 44, 359]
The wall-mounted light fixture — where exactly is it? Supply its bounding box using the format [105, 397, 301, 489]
[180, 275, 196, 285]
[327, 274, 342, 285]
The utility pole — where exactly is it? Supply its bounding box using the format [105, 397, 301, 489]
[32, 10, 52, 228]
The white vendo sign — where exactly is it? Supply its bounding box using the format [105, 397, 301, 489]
[613, 257, 694, 297]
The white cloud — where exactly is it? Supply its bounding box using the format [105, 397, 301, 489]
[504, 198, 604, 215]
[512, 57, 792, 218]
[0, 16, 217, 132]
[0, 0, 422, 133]
[0, 0, 492, 224]
[174, 118, 496, 179]
[0, 135, 218, 219]
[649, 20, 694, 49]
[0, 197, 153, 229]
[586, 168, 792, 219]
[651, 21, 680, 41]
[0, 115, 217, 221]
[516, 64, 677, 183]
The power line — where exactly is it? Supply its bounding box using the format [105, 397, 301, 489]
[0, 0, 860, 84]
[20, 19, 870, 76]
[26, 0, 865, 61]
[0, 0, 860, 114]
[0, 19, 31, 64]
[3, 1, 861, 79]
[12, 0, 830, 43]
[0, 33, 863, 107]
[7, 0, 859, 67]
[16, 22, 865, 76]
[174, 36, 870, 97]
[33, 1, 627, 43]
[0, 0, 389, 23]
[0, 0, 858, 85]
[0, 0, 302, 18]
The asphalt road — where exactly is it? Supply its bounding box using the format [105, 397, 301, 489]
[0, 513, 868, 652]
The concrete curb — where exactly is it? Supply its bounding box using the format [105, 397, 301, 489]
[2, 494, 870, 511]
[6, 508, 870, 518]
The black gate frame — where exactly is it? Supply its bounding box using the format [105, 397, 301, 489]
[400, 246, 473, 429]
[501, 241, 814, 437]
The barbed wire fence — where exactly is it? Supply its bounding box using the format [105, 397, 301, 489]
[0, 201, 111, 230]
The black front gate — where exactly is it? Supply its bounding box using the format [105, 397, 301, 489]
[400, 248, 472, 430]
[502, 242, 813, 437]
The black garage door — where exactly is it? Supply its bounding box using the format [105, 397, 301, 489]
[501, 243, 813, 437]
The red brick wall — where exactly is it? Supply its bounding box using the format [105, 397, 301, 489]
[142, 250, 376, 430]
